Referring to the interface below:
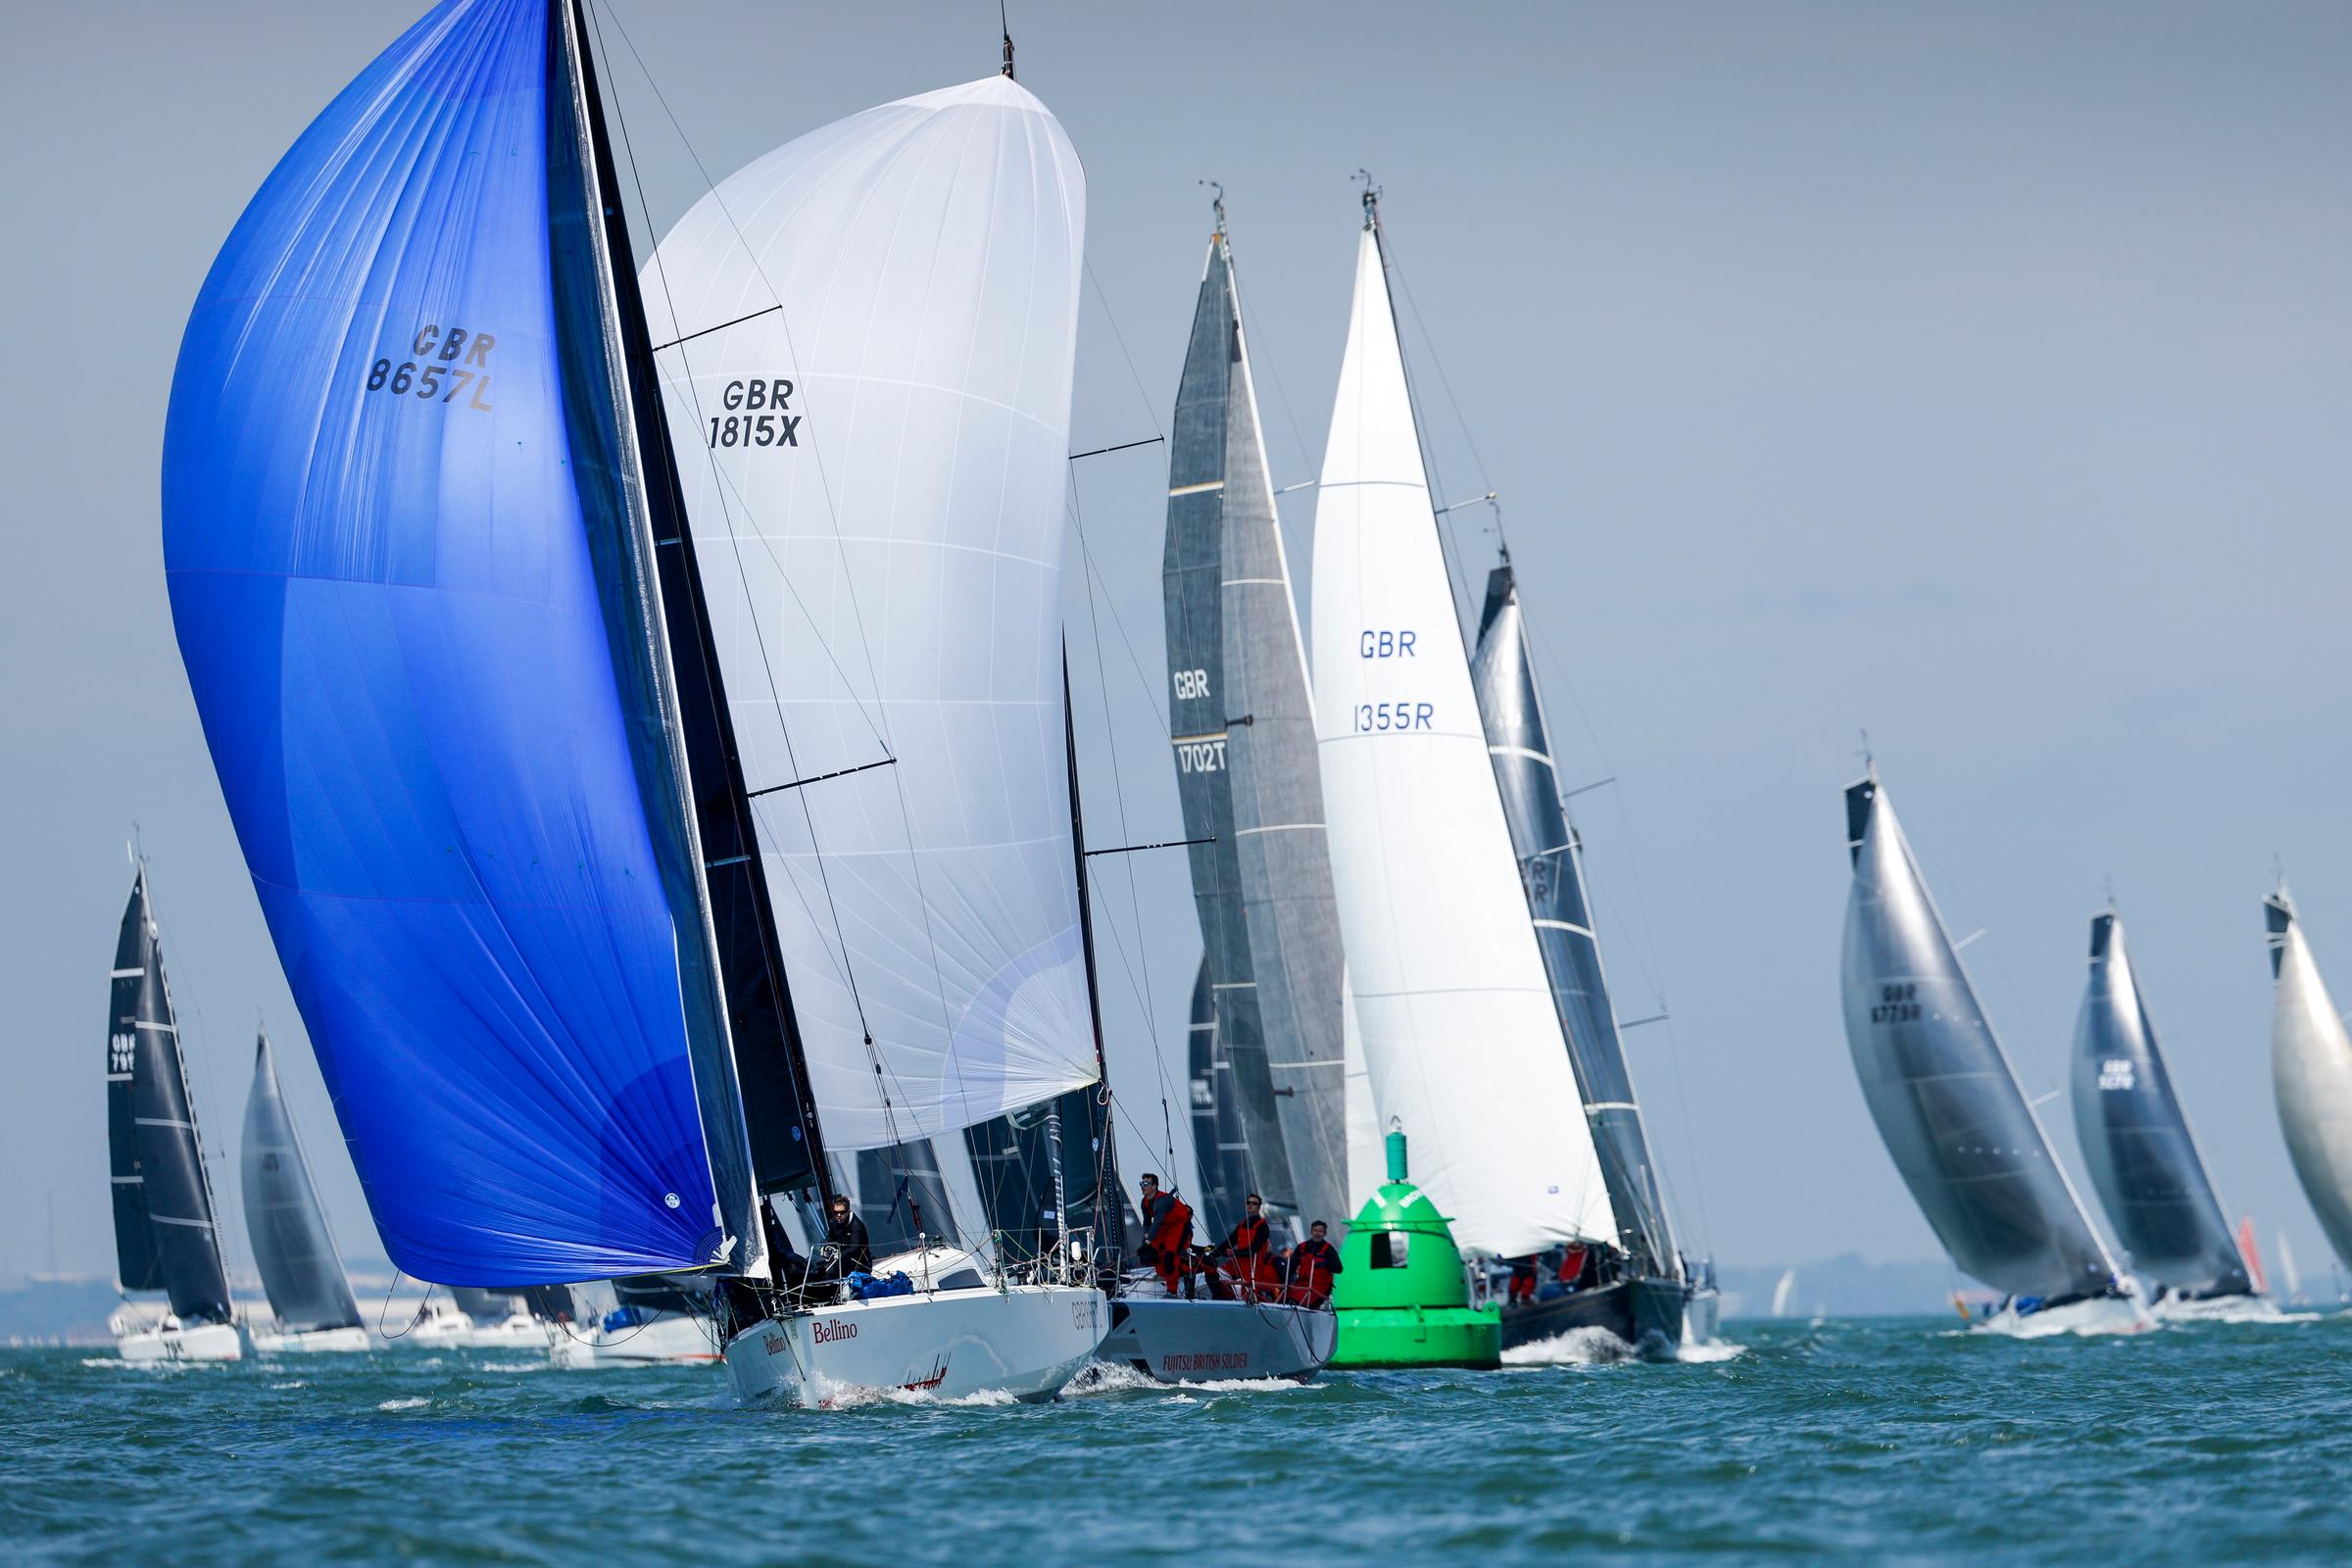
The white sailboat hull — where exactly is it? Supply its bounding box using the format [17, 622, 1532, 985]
[561, 1313, 719, 1367]
[1974, 1293, 2153, 1339]
[457, 1312, 553, 1350]
[2149, 1292, 2284, 1325]
[724, 1284, 1103, 1408]
[1094, 1297, 1336, 1382]
[249, 1324, 371, 1354]
[116, 1320, 243, 1363]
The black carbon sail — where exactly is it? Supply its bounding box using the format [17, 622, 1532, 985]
[2070, 910, 2249, 1298]
[1840, 773, 2122, 1301]
[1187, 955, 1252, 1239]
[242, 1030, 363, 1333]
[107, 866, 233, 1324]
[1469, 564, 1679, 1279]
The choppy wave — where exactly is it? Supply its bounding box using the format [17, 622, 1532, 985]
[1500, 1326, 1640, 1365]
[374, 1396, 431, 1410]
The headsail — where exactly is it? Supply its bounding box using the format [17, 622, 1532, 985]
[106, 867, 233, 1323]
[2069, 910, 2248, 1297]
[1310, 204, 1612, 1258]
[1840, 773, 2119, 1299]
[1470, 563, 1678, 1278]
[1163, 221, 1352, 1226]
[164, 0, 741, 1282]
[242, 1030, 364, 1333]
[643, 75, 1097, 1152]
[2265, 889, 2352, 1268]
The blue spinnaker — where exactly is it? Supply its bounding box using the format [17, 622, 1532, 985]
[162, 0, 717, 1283]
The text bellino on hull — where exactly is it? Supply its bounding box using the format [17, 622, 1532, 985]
[163, 0, 1105, 1405]
[1839, 768, 2147, 1335]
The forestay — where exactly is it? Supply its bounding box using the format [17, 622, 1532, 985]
[2070, 911, 2248, 1297]
[164, 0, 729, 1282]
[644, 76, 1097, 1152]
[1840, 774, 2119, 1300]
[243, 1031, 365, 1334]
[2266, 890, 2352, 1268]
[1310, 218, 1612, 1258]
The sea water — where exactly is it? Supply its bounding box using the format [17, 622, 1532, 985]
[4, 1313, 2348, 1565]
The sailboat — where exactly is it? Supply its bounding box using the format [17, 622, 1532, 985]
[242, 1030, 369, 1352]
[2263, 888, 2352, 1283]
[1160, 193, 1352, 1239]
[106, 860, 240, 1362]
[1770, 1269, 1798, 1319]
[1470, 562, 1715, 1349]
[1311, 186, 1636, 1347]
[2276, 1230, 2308, 1306]
[2069, 908, 2269, 1318]
[164, 0, 1102, 1407]
[1839, 769, 2146, 1334]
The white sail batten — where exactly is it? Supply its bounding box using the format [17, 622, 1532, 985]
[645, 77, 1097, 1152]
[1309, 223, 1612, 1257]
[2268, 892, 2352, 1267]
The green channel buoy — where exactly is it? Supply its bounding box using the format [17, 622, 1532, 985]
[1328, 1125, 1501, 1369]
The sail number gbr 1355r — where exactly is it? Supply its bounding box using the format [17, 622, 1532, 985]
[1354, 627, 1431, 732]
[366, 324, 495, 411]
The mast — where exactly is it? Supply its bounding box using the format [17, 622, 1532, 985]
[552, 0, 835, 1252]
[1061, 653, 1123, 1257]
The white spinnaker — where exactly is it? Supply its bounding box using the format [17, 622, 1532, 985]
[1309, 223, 1612, 1257]
[2269, 895, 2352, 1267]
[644, 77, 1096, 1152]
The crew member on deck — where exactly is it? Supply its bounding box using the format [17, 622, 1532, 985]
[822, 1192, 873, 1278]
[1219, 1194, 1280, 1298]
[1137, 1174, 1196, 1297]
[1287, 1220, 1343, 1307]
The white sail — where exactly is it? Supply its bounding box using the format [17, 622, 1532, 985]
[645, 77, 1096, 1152]
[1340, 966, 1381, 1206]
[1771, 1269, 1797, 1318]
[2266, 890, 2352, 1267]
[1309, 219, 1612, 1258]
[2278, 1230, 2304, 1299]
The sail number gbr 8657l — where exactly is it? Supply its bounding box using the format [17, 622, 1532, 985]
[1353, 627, 1432, 733]
[366, 324, 495, 411]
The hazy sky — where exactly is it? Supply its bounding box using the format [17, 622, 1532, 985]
[4, 2, 2349, 1292]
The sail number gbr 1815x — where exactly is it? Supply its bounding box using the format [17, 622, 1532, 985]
[708, 378, 801, 448]
[366, 324, 495, 411]
[1353, 627, 1432, 732]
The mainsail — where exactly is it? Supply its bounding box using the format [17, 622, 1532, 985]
[242, 1030, 364, 1334]
[1186, 956, 1252, 1238]
[106, 867, 233, 1324]
[164, 0, 823, 1283]
[1469, 564, 1678, 1278]
[1840, 773, 2120, 1299]
[1310, 197, 1613, 1258]
[2070, 910, 2248, 1297]
[1162, 217, 1351, 1225]
[642, 75, 1099, 1156]
[2265, 889, 2352, 1268]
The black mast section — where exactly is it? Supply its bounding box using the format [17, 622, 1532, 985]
[1061, 653, 1125, 1255]
[556, 0, 833, 1212]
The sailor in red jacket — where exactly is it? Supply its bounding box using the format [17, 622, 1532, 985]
[1137, 1173, 1196, 1297]
[1287, 1219, 1344, 1307]
[1219, 1194, 1281, 1298]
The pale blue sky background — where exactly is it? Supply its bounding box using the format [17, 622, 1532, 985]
[3, 2, 2348, 1291]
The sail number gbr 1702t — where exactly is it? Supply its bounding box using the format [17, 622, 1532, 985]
[1354, 627, 1431, 732]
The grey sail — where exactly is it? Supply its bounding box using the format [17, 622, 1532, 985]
[241, 1030, 363, 1332]
[106, 866, 233, 1324]
[1187, 954, 1252, 1239]
[843, 1141, 957, 1257]
[1162, 217, 1350, 1226]
[1469, 564, 1678, 1278]
[1840, 775, 2120, 1300]
[449, 1286, 519, 1321]
[2069, 911, 2249, 1298]
[1163, 228, 1294, 1210]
